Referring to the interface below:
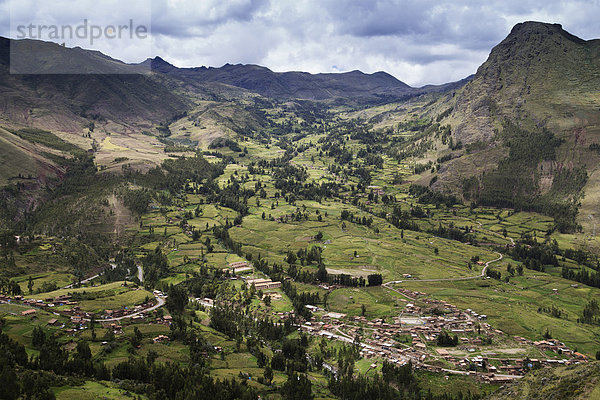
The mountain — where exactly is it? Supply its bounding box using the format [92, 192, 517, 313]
[451, 22, 600, 144]
[431, 22, 600, 232]
[140, 56, 468, 104]
[0, 37, 189, 135]
[0, 35, 469, 142]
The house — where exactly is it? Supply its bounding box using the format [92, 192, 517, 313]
[21, 309, 36, 316]
[153, 335, 170, 344]
[198, 298, 214, 307]
[47, 318, 60, 326]
[245, 278, 282, 290]
[264, 292, 282, 300]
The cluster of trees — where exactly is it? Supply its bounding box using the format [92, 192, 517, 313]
[507, 238, 559, 273]
[208, 137, 243, 152]
[142, 246, 169, 288]
[341, 210, 373, 227]
[0, 278, 21, 295]
[281, 280, 320, 320]
[579, 299, 600, 325]
[537, 305, 564, 319]
[562, 267, 600, 289]
[122, 188, 152, 216]
[429, 223, 475, 244]
[329, 358, 478, 400]
[367, 274, 383, 286]
[436, 331, 459, 346]
[409, 185, 458, 207]
[386, 206, 420, 232]
[112, 358, 258, 399]
[486, 269, 502, 280]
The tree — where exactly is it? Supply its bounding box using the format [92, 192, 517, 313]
[166, 284, 188, 314]
[32, 326, 46, 348]
[286, 251, 297, 265]
[0, 365, 19, 400]
[314, 231, 323, 241]
[75, 341, 92, 364]
[27, 277, 34, 295]
[272, 352, 286, 371]
[131, 327, 143, 347]
[316, 263, 328, 282]
[367, 274, 383, 286]
[90, 315, 96, 341]
[437, 331, 458, 346]
[264, 364, 273, 385]
[507, 264, 515, 276]
[361, 304, 366, 317]
[147, 350, 159, 365]
[264, 295, 271, 307]
[281, 372, 313, 400]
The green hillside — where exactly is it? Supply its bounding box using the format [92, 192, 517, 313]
[1, 21, 600, 400]
[489, 362, 600, 400]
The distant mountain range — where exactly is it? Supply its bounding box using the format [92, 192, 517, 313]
[1, 21, 599, 230]
[141, 56, 470, 102]
[0, 35, 472, 133]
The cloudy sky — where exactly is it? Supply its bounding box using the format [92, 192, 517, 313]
[2, 0, 600, 86]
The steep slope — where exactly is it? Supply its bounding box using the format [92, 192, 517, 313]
[488, 362, 600, 400]
[0, 37, 189, 135]
[432, 22, 600, 231]
[0, 126, 65, 187]
[451, 22, 600, 143]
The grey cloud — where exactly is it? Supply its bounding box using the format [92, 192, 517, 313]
[150, 0, 269, 38]
[2, 0, 600, 86]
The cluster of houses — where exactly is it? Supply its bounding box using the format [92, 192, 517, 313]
[1, 291, 168, 336]
[299, 290, 587, 381]
[102, 299, 156, 321]
[1, 294, 78, 310]
[244, 277, 282, 291]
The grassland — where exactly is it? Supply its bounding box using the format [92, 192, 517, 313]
[3, 92, 600, 400]
[54, 381, 148, 400]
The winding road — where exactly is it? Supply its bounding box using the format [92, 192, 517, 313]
[136, 264, 144, 283]
[63, 263, 144, 289]
[63, 261, 165, 323]
[62, 263, 118, 289]
[87, 295, 166, 322]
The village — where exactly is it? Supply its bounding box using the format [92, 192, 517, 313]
[0, 285, 169, 340]
[181, 261, 591, 385]
[299, 287, 588, 385]
[187, 260, 591, 385]
[1, 259, 591, 387]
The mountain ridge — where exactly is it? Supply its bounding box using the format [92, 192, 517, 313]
[431, 21, 600, 232]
